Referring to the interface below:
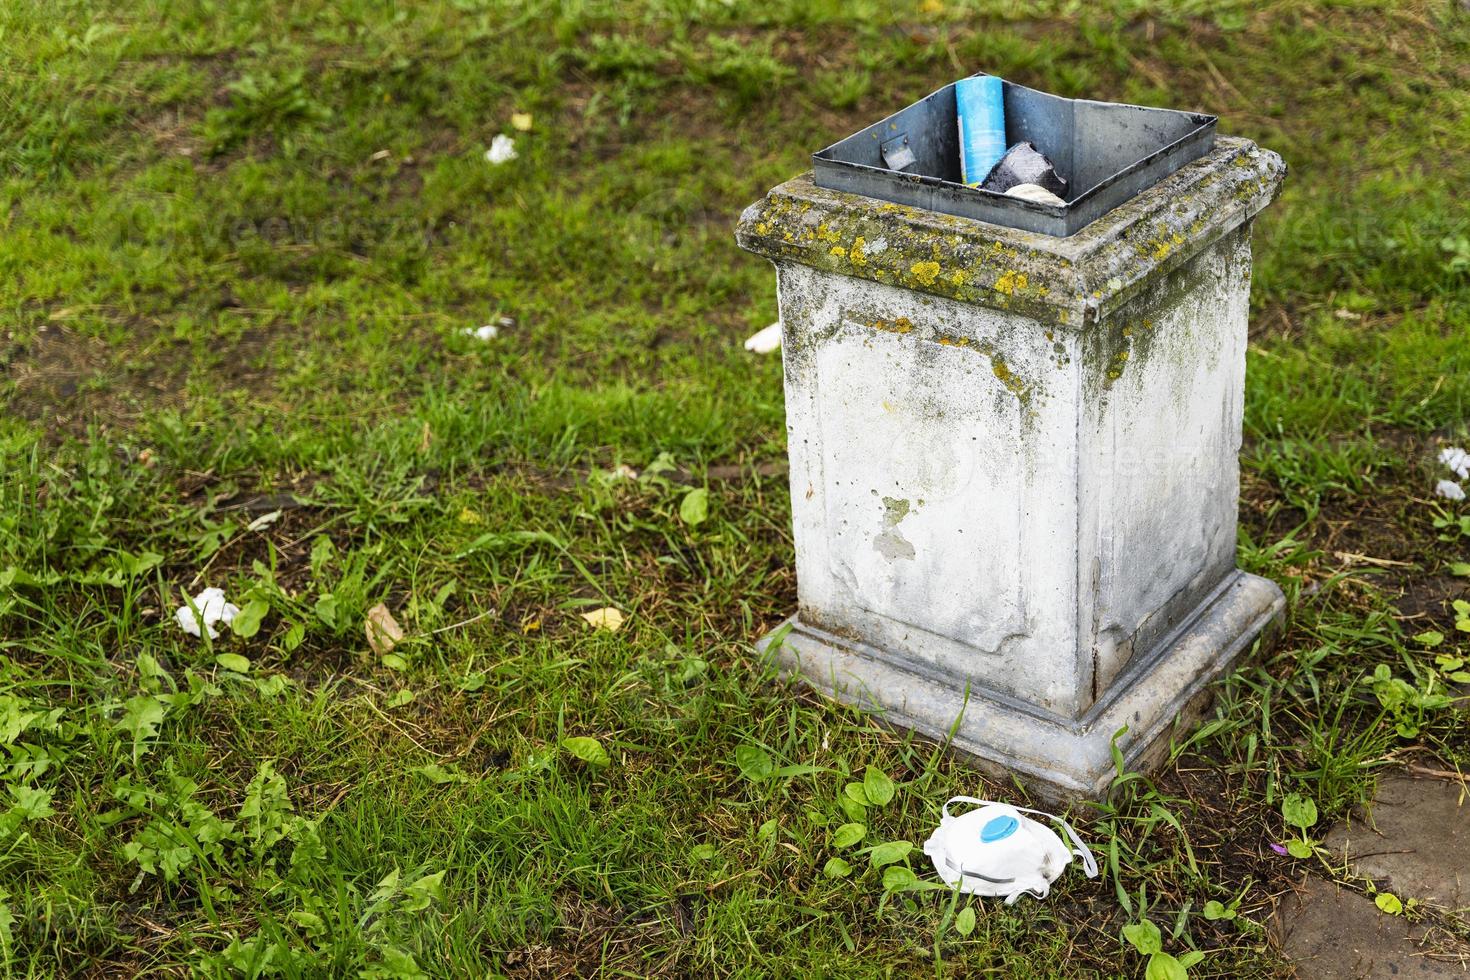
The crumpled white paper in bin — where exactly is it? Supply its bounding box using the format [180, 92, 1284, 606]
[175, 587, 240, 639]
[1005, 182, 1066, 207]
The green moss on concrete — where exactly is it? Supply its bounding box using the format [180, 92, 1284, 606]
[1081, 229, 1244, 394]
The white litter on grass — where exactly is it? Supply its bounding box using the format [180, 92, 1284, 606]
[1440, 446, 1470, 480]
[1005, 183, 1066, 207]
[1436, 479, 1467, 501]
[485, 134, 517, 165]
[463, 315, 515, 341]
[923, 797, 1098, 905]
[174, 587, 240, 640]
[744, 321, 782, 354]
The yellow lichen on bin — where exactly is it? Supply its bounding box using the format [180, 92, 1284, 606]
[867, 316, 915, 335]
[994, 270, 1028, 296]
[989, 356, 1028, 401]
[909, 261, 941, 287]
[1148, 232, 1186, 261]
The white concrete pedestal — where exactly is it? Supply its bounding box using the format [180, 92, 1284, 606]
[737, 137, 1287, 800]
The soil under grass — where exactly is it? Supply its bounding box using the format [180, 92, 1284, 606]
[1, 1, 1468, 976]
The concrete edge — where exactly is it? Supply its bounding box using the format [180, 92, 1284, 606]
[756, 570, 1286, 803]
[734, 136, 1285, 330]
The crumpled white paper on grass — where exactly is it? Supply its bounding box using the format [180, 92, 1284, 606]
[1440, 446, 1469, 480]
[175, 587, 240, 639]
[485, 134, 517, 165]
[744, 321, 782, 354]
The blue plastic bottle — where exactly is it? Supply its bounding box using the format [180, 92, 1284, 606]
[956, 76, 1006, 186]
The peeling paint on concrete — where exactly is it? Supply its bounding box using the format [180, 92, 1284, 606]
[874, 496, 916, 561]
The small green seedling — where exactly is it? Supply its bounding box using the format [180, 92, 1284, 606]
[1434, 650, 1470, 684]
[1432, 511, 1470, 543]
[1121, 917, 1205, 979]
[863, 765, 895, 805]
[1281, 792, 1319, 859]
[678, 486, 709, 526]
[1202, 900, 1236, 921]
[823, 856, 852, 878]
[735, 744, 773, 782]
[561, 736, 610, 768]
[863, 839, 912, 869]
[1364, 664, 1456, 738]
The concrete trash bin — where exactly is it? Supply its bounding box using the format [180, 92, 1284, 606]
[735, 76, 1287, 801]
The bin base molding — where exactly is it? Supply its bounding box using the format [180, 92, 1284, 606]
[759, 569, 1284, 802]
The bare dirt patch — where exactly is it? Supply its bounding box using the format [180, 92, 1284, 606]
[2, 321, 163, 430]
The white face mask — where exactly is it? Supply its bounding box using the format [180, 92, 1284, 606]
[922, 796, 1099, 905]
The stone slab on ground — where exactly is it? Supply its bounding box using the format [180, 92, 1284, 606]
[1275, 876, 1468, 979]
[1324, 773, 1470, 919]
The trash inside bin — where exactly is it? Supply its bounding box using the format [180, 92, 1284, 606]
[812, 74, 1216, 237]
[979, 141, 1069, 197]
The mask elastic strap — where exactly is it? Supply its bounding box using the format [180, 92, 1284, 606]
[941, 796, 1099, 879]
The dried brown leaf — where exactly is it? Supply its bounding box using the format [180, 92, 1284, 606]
[579, 607, 625, 632]
[365, 603, 405, 656]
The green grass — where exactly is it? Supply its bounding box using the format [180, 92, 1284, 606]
[2, 0, 1469, 975]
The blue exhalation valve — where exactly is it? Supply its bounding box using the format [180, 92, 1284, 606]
[981, 814, 1019, 842]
